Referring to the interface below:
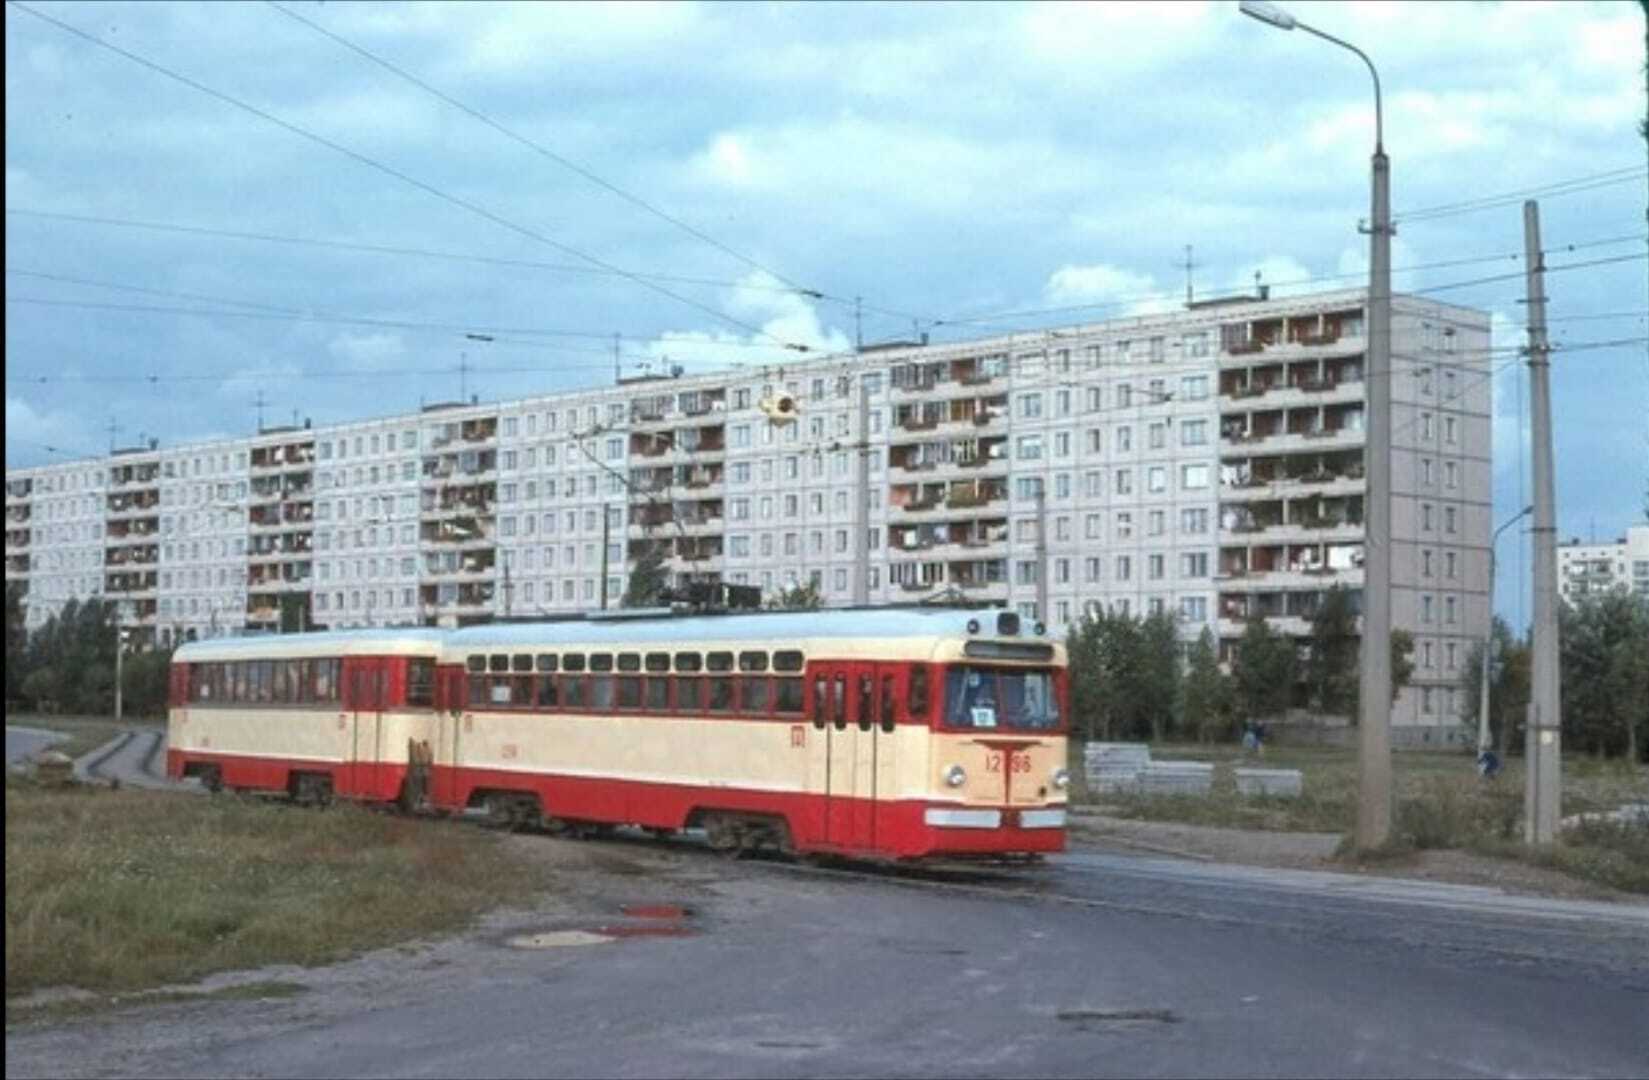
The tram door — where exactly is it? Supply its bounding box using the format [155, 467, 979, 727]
[434, 667, 467, 811]
[344, 657, 386, 799]
[813, 662, 888, 853]
[870, 665, 901, 853]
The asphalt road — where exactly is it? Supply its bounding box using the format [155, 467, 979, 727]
[8, 814, 1648, 1079]
[5, 725, 66, 766]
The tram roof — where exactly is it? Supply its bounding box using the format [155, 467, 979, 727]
[447, 607, 1039, 652]
[174, 627, 447, 662]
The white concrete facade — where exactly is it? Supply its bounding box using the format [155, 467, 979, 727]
[5, 287, 1490, 734]
[1557, 524, 1649, 606]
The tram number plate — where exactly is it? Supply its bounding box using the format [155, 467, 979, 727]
[986, 750, 1031, 774]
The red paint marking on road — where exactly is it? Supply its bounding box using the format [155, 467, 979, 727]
[621, 904, 690, 920]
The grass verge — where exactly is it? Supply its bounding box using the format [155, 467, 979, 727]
[5, 776, 556, 1001]
[1078, 742, 1649, 894]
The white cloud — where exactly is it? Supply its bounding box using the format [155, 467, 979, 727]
[5, 396, 91, 457]
[1042, 264, 1174, 317]
[455, 1, 703, 76]
[643, 272, 851, 373]
[327, 331, 407, 368]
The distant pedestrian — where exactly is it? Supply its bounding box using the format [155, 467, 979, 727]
[1241, 723, 1259, 754]
[1255, 721, 1268, 756]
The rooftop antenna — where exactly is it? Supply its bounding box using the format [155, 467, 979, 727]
[253, 389, 268, 434]
[105, 416, 120, 453]
[614, 332, 622, 385]
[458, 353, 469, 402]
[855, 297, 863, 353]
[1180, 244, 1200, 306]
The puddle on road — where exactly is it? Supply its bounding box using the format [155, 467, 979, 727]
[508, 930, 615, 949]
[508, 901, 699, 948]
[1057, 1007, 1181, 1025]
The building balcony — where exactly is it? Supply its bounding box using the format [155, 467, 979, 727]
[105, 500, 161, 520]
[6, 507, 32, 523]
[1221, 427, 1365, 457]
[1217, 614, 1313, 639]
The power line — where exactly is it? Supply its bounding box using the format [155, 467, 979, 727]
[3, 269, 794, 350]
[5, 0, 811, 353]
[930, 235, 1648, 332]
[3, 208, 825, 297]
[1394, 166, 1649, 223]
[264, 0, 818, 300]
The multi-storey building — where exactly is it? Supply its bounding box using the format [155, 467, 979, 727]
[1557, 524, 1649, 605]
[4, 287, 1491, 738]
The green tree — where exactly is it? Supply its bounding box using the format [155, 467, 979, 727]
[622, 541, 670, 608]
[1137, 611, 1183, 742]
[1458, 618, 1531, 756]
[1390, 629, 1416, 700]
[6, 581, 27, 705]
[769, 579, 822, 610]
[22, 598, 118, 715]
[121, 647, 175, 718]
[1560, 592, 1649, 760]
[1305, 584, 1358, 717]
[1230, 616, 1295, 728]
[1180, 627, 1230, 744]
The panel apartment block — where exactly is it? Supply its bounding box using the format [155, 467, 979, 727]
[4, 287, 1491, 736]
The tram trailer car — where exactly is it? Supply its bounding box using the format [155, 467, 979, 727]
[167, 608, 1069, 860]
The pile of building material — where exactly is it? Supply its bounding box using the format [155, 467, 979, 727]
[1136, 760, 1215, 796]
[1234, 767, 1304, 799]
[1084, 744, 1305, 800]
[1083, 742, 1151, 793]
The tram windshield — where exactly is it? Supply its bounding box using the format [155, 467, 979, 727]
[942, 667, 1061, 731]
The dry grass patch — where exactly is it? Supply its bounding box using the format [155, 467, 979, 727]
[5, 777, 556, 1000]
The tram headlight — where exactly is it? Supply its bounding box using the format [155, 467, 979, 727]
[1052, 767, 1070, 790]
[944, 764, 967, 788]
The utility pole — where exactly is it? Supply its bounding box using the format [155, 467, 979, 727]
[1181, 244, 1199, 307]
[113, 604, 125, 723]
[613, 333, 622, 385]
[1034, 483, 1049, 624]
[852, 376, 871, 606]
[253, 390, 267, 434]
[1336, 114, 1396, 850]
[599, 507, 611, 610]
[1523, 199, 1562, 845]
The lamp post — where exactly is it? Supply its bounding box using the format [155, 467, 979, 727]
[1239, 0, 1394, 848]
[1479, 505, 1534, 755]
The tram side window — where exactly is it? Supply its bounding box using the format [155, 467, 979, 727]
[617, 675, 642, 708]
[589, 675, 615, 710]
[562, 675, 587, 709]
[407, 659, 435, 707]
[190, 665, 210, 702]
[813, 676, 829, 726]
[910, 666, 930, 718]
[314, 659, 338, 704]
[272, 661, 290, 704]
[676, 677, 703, 712]
[774, 651, 804, 673]
[644, 676, 669, 711]
[832, 675, 847, 729]
[233, 662, 248, 703]
[858, 674, 874, 731]
[742, 676, 771, 714]
[738, 651, 768, 673]
[776, 677, 804, 715]
[707, 676, 735, 713]
[881, 675, 897, 732]
[536, 672, 560, 708]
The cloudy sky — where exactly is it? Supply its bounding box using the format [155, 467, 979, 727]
[5, 0, 1645, 624]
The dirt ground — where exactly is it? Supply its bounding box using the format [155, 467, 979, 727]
[1069, 808, 1643, 904]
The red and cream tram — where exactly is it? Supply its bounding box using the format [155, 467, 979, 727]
[168, 608, 1069, 860]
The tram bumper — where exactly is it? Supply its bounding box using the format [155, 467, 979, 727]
[918, 803, 1067, 856]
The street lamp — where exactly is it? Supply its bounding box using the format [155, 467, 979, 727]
[1239, 0, 1393, 849]
[1479, 505, 1534, 756]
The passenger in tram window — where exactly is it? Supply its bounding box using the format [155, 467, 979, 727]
[536, 675, 559, 708]
[589, 675, 615, 710]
